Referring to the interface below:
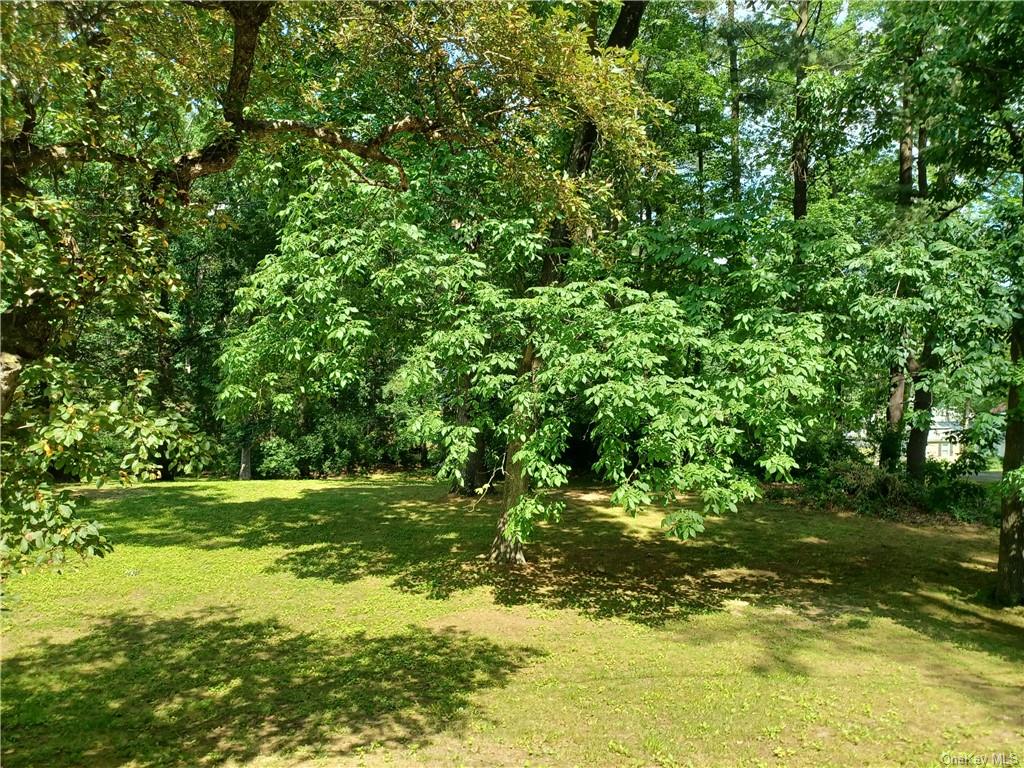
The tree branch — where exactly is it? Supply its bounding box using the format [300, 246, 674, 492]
[4, 0, 463, 203]
[241, 116, 457, 190]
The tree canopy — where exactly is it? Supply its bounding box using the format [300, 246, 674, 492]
[1, 0, 1021, 605]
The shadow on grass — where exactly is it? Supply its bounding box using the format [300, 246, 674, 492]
[89, 479, 1024, 663]
[1, 608, 539, 768]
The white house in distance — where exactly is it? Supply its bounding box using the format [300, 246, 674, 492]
[925, 410, 964, 461]
[921, 406, 1006, 463]
[851, 406, 1006, 464]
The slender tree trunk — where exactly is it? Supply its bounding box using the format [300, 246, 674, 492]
[495, 305, 544, 555]
[792, 0, 809, 220]
[996, 318, 1024, 606]
[906, 342, 935, 480]
[696, 119, 705, 217]
[238, 442, 252, 480]
[493, 338, 542, 564]
[492, 441, 530, 565]
[906, 133, 933, 480]
[728, 0, 741, 204]
[451, 376, 486, 495]
[880, 365, 906, 470]
[898, 88, 914, 207]
[881, 80, 919, 471]
[154, 288, 176, 481]
[917, 125, 928, 200]
[492, 0, 647, 565]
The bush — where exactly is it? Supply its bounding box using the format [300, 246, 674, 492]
[804, 460, 914, 516]
[792, 432, 865, 478]
[920, 460, 998, 524]
[803, 458, 998, 525]
[246, 411, 399, 479]
[256, 436, 301, 479]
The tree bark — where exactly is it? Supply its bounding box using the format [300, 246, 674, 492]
[696, 119, 705, 217]
[880, 365, 906, 470]
[151, 286, 177, 481]
[492, 0, 646, 565]
[917, 125, 928, 199]
[905, 342, 935, 480]
[490, 500, 527, 566]
[881, 79, 919, 471]
[454, 430, 486, 496]
[493, 429, 530, 566]
[239, 442, 252, 480]
[451, 379, 486, 495]
[996, 318, 1024, 606]
[0, 353, 23, 419]
[792, 0, 809, 220]
[728, 0, 741, 204]
[898, 88, 914, 207]
[905, 119, 934, 479]
[494, 338, 541, 564]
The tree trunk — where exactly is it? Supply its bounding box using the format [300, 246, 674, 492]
[450, 373, 486, 495]
[238, 442, 252, 480]
[898, 88, 914, 207]
[453, 429, 486, 496]
[491, 338, 540, 564]
[996, 318, 1024, 606]
[154, 287, 176, 482]
[696, 119, 705, 217]
[0, 352, 22, 418]
[491, 440, 528, 566]
[792, 0, 809, 220]
[882, 80, 918, 472]
[493, 0, 646, 564]
[880, 365, 906, 470]
[728, 0, 741, 204]
[917, 125, 928, 199]
[467, 430, 486, 489]
[905, 342, 935, 480]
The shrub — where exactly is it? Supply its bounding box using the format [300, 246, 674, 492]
[792, 432, 865, 478]
[256, 436, 301, 479]
[803, 458, 998, 525]
[920, 460, 998, 524]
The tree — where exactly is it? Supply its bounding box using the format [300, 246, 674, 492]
[4, 0, 1020, 598]
[494, 1, 648, 565]
[1, 0, 593, 570]
[791, 0, 812, 220]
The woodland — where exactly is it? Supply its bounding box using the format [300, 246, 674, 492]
[3, 0, 1022, 597]
[2, 1, 1024, 764]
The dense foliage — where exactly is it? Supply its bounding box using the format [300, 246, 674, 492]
[1, 0, 1021, 604]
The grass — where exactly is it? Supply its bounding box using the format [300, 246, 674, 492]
[2, 475, 1022, 768]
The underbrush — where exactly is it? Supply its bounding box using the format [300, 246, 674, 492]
[798, 459, 1000, 526]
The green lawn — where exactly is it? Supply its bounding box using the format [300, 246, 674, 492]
[2, 476, 1022, 768]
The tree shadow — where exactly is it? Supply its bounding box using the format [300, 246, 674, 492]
[1, 608, 540, 768]
[89, 479, 1024, 665]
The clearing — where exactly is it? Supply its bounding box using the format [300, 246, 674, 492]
[2, 476, 1022, 767]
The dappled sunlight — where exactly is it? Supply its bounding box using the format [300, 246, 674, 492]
[5, 478, 1023, 767]
[2, 607, 541, 768]
[796, 535, 829, 545]
[80, 478, 1024, 666]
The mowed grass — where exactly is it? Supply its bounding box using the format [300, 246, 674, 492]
[2, 476, 1022, 768]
